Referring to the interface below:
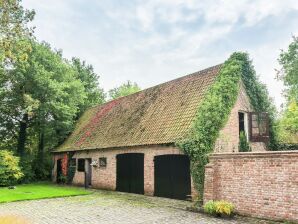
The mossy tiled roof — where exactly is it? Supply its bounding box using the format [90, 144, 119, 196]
[55, 64, 221, 152]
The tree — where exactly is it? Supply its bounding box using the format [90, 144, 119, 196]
[0, 40, 87, 179]
[0, 0, 35, 63]
[0, 39, 106, 180]
[71, 57, 105, 115]
[277, 36, 298, 142]
[277, 101, 298, 143]
[108, 81, 141, 100]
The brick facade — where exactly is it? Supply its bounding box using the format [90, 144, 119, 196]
[204, 151, 298, 222]
[53, 145, 197, 197]
[214, 82, 266, 153]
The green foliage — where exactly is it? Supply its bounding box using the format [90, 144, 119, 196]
[71, 57, 106, 115]
[277, 36, 298, 143]
[277, 101, 298, 143]
[0, 150, 23, 186]
[0, 0, 35, 63]
[278, 36, 298, 103]
[20, 155, 35, 182]
[67, 166, 76, 184]
[178, 52, 276, 201]
[239, 131, 250, 152]
[203, 200, 217, 215]
[235, 53, 278, 149]
[109, 80, 141, 100]
[275, 143, 298, 150]
[67, 156, 76, 184]
[32, 154, 53, 180]
[178, 53, 244, 201]
[58, 174, 67, 184]
[204, 200, 235, 217]
[0, 39, 105, 181]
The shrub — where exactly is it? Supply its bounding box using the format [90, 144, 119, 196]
[204, 200, 235, 217]
[58, 174, 67, 184]
[215, 200, 235, 216]
[239, 131, 250, 152]
[0, 150, 24, 186]
[203, 200, 217, 215]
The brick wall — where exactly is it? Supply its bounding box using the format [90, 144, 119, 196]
[52, 154, 67, 182]
[57, 145, 196, 197]
[204, 151, 298, 222]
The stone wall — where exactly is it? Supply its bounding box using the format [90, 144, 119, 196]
[204, 151, 298, 222]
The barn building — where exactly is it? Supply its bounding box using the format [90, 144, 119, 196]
[52, 63, 268, 200]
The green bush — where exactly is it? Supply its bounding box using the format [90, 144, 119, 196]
[58, 174, 67, 184]
[203, 200, 217, 215]
[0, 150, 24, 186]
[204, 200, 235, 217]
[239, 131, 250, 152]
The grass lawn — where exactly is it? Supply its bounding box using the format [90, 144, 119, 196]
[0, 182, 91, 203]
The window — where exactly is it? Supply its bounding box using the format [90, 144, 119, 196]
[239, 112, 245, 134]
[239, 112, 249, 139]
[77, 159, 85, 172]
[249, 112, 269, 142]
[99, 157, 107, 168]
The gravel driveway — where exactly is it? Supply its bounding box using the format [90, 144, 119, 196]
[0, 189, 278, 224]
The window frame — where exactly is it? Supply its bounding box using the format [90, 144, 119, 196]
[99, 157, 107, 168]
[249, 112, 269, 142]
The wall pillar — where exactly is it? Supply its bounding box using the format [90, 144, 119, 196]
[203, 162, 215, 203]
[144, 153, 154, 196]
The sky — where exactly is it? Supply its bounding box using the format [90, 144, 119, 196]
[22, 0, 298, 109]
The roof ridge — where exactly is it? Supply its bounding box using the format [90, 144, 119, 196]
[89, 63, 223, 110]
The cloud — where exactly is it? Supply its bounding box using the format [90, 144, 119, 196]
[22, 0, 298, 109]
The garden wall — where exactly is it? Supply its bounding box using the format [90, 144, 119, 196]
[203, 151, 298, 222]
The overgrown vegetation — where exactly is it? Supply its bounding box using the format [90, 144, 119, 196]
[239, 131, 250, 152]
[178, 52, 276, 201]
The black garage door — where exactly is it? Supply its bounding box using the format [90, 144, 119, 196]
[154, 155, 191, 200]
[116, 153, 144, 194]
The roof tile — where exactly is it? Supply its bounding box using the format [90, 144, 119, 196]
[55, 64, 221, 152]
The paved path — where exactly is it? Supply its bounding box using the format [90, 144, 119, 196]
[0, 189, 277, 224]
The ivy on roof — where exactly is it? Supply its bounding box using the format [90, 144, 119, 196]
[178, 52, 276, 202]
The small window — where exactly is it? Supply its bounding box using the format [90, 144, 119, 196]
[239, 112, 245, 134]
[77, 159, 85, 172]
[249, 112, 269, 142]
[99, 157, 107, 168]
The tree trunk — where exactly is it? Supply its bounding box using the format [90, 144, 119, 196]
[17, 113, 28, 158]
[38, 129, 45, 163]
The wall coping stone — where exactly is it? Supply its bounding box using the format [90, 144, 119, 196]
[210, 150, 298, 159]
